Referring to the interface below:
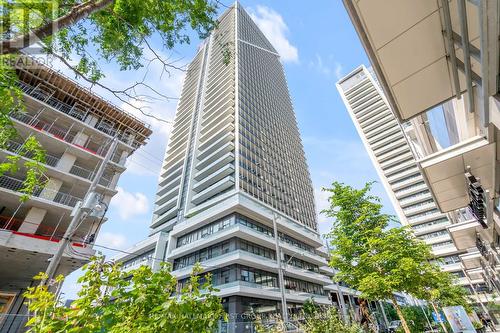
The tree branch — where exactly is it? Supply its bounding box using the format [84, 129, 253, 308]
[1, 0, 114, 55]
[50, 52, 174, 124]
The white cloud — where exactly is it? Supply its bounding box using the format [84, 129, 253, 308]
[308, 54, 344, 79]
[314, 187, 332, 225]
[110, 187, 149, 220]
[97, 232, 128, 249]
[334, 62, 344, 80]
[249, 6, 299, 63]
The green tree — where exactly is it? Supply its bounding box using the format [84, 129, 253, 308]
[322, 182, 466, 333]
[0, 0, 220, 198]
[23, 255, 227, 332]
[400, 306, 433, 333]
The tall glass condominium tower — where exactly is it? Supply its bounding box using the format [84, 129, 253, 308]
[337, 66, 467, 285]
[117, 4, 334, 331]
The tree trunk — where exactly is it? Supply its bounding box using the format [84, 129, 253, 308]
[391, 296, 411, 333]
[359, 299, 376, 332]
[1, 0, 114, 54]
[431, 302, 448, 333]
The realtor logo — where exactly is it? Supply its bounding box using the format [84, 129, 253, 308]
[1, 0, 59, 54]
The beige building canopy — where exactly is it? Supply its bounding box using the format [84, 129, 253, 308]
[343, 0, 498, 122]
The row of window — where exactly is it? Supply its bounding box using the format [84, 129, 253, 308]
[407, 208, 440, 221]
[395, 181, 425, 194]
[284, 254, 320, 273]
[435, 255, 461, 265]
[176, 215, 232, 247]
[173, 240, 231, 270]
[431, 240, 453, 249]
[399, 190, 430, 205]
[390, 174, 422, 187]
[178, 264, 325, 296]
[412, 217, 449, 230]
[419, 229, 449, 240]
[176, 214, 317, 256]
[236, 214, 316, 254]
[122, 250, 155, 270]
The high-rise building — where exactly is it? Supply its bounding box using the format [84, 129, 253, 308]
[115, 4, 347, 331]
[0, 62, 151, 332]
[342, 0, 500, 307]
[337, 66, 467, 284]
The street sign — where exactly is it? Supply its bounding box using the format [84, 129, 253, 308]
[442, 306, 476, 333]
[432, 311, 446, 323]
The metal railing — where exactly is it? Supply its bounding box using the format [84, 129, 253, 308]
[68, 165, 112, 187]
[0, 175, 82, 207]
[4, 139, 60, 167]
[456, 208, 476, 223]
[17, 81, 142, 148]
[10, 110, 109, 157]
[2, 140, 113, 188]
[0, 215, 87, 246]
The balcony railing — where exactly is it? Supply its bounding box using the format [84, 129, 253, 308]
[0, 215, 87, 246]
[4, 140, 59, 167]
[69, 164, 112, 187]
[0, 175, 82, 207]
[456, 208, 476, 223]
[2, 140, 112, 188]
[10, 111, 109, 157]
[17, 81, 141, 149]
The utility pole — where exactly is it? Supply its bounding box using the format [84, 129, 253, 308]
[272, 212, 288, 323]
[324, 239, 350, 324]
[42, 138, 118, 285]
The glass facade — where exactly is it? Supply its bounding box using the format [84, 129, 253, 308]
[173, 235, 319, 273]
[178, 264, 325, 296]
[175, 214, 318, 256]
[122, 250, 155, 270]
[236, 7, 316, 230]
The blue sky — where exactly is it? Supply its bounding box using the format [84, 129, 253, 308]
[60, 0, 397, 299]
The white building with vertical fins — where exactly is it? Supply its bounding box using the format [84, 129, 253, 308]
[337, 66, 467, 283]
[342, 0, 500, 309]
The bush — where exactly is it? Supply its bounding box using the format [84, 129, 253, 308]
[299, 307, 363, 333]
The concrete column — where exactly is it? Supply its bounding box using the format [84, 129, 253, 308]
[55, 152, 76, 173]
[85, 114, 99, 127]
[110, 172, 120, 189]
[119, 150, 129, 165]
[336, 285, 350, 323]
[72, 131, 88, 147]
[152, 231, 169, 271]
[165, 233, 177, 261]
[126, 133, 135, 146]
[39, 178, 63, 201]
[17, 207, 47, 234]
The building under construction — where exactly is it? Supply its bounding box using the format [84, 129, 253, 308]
[0, 61, 152, 332]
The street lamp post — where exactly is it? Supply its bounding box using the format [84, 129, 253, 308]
[272, 212, 289, 323]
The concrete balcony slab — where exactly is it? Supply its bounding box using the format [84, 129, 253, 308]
[419, 136, 495, 213]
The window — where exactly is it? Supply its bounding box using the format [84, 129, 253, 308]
[221, 268, 230, 284]
[241, 269, 249, 282]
